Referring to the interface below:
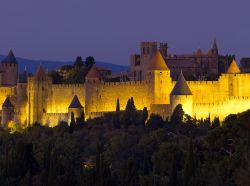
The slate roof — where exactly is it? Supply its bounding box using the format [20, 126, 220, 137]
[69, 95, 83, 108]
[2, 50, 18, 64]
[2, 97, 13, 108]
[227, 59, 241, 74]
[19, 69, 28, 83]
[148, 51, 169, 71]
[171, 71, 192, 95]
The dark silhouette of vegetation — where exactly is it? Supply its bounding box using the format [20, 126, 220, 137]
[0, 104, 249, 185]
[85, 56, 95, 68]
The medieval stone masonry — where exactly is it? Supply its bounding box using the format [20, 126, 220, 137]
[0, 44, 249, 127]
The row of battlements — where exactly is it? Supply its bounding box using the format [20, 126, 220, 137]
[102, 80, 146, 86]
[52, 84, 84, 88]
[194, 96, 250, 106]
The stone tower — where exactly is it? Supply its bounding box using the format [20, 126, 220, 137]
[85, 65, 102, 117]
[0, 50, 18, 85]
[140, 42, 158, 80]
[147, 51, 172, 106]
[68, 95, 84, 121]
[1, 96, 14, 127]
[170, 71, 193, 116]
[17, 69, 28, 126]
[28, 65, 52, 125]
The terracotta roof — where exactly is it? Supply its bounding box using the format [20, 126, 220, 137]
[227, 59, 240, 74]
[2, 97, 13, 108]
[85, 65, 101, 79]
[171, 71, 192, 95]
[2, 50, 18, 64]
[69, 95, 83, 108]
[36, 65, 46, 78]
[148, 51, 169, 71]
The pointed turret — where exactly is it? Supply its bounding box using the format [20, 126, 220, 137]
[85, 65, 101, 79]
[1, 96, 14, 127]
[171, 71, 192, 95]
[36, 65, 46, 78]
[227, 59, 240, 74]
[148, 51, 169, 71]
[212, 39, 218, 51]
[2, 50, 18, 64]
[69, 95, 83, 108]
[19, 68, 28, 83]
[2, 96, 13, 108]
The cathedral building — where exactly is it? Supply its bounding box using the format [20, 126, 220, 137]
[0, 47, 250, 128]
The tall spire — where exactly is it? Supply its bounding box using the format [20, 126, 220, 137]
[171, 71, 192, 95]
[212, 39, 218, 51]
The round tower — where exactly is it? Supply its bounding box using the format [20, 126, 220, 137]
[68, 95, 84, 121]
[146, 51, 172, 105]
[170, 71, 193, 117]
[1, 96, 14, 127]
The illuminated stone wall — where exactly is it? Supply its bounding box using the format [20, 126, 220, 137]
[42, 113, 68, 127]
[47, 84, 85, 113]
[85, 81, 149, 117]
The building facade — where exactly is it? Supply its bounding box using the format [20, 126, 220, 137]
[130, 40, 234, 80]
[0, 49, 250, 128]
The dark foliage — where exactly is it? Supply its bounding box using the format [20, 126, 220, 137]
[0, 105, 249, 185]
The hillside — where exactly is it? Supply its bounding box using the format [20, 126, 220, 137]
[0, 55, 129, 73]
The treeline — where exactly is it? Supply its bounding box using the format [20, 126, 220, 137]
[0, 100, 249, 185]
[49, 56, 95, 84]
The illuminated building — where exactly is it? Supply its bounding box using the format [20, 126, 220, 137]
[0, 48, 249, 127]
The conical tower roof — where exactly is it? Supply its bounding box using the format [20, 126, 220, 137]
[85, 65, 101, 79]
[36, 65, 46, 78]
[227, 59, 240, 74]
[19, 68, 28, 83]
[69, 95, 83, 108]
[2, 50, 18, 64]
[148, 51, 169, 71]
[2, 96, 13, 108]
[171, 71, 192, 95]
[212, 39, 218, 50]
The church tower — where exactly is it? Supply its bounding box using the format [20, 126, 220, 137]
[170, 71, 193, 116]
[147, 51, 172, 106]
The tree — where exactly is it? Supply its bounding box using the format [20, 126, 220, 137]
[116, 98, 120, 112]
[77, 110, 85, 127]
[85, 56, 95, 68]
[69, 112, 76, 134]
[113, 99, 121, 128]
[169, 155, 178, 186]
[183, 138, 197, 186]
[142, 107, 148, 125]
[74, 56, 84, 67]
[146, 114, 164, 129]
[171, 104, 184, 125]
[123, 97, 136, 127]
